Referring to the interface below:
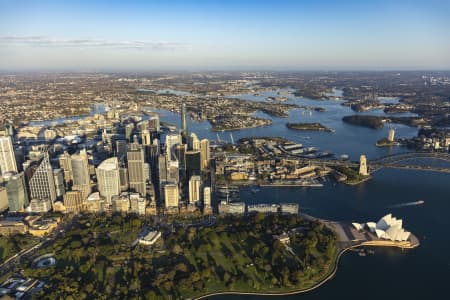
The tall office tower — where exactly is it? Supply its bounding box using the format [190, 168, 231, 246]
[0, 136, 18, 175]
[5, 172, 28, 212]
[138, 120, 149, 132]
[115, 139, 128, 161]
[125, 123, 135, 142]
[148, 114, 160, 133]
[0, 186, 8, 212]
[58, 151, 72, 185]
[200, 138, 210, 170]
[96, 157, 120, 203]
[70, 149, 91, 200]
[174, 144, 186, 170]
[180, 103, 188, 144]
[164, 183, 179, 208]
[141, 129, 151, 145]
[388, 128, 395, 142]
[127, 143, 147, 196]
[189, 133, 200, 151]
[186, 150, 201, 178]
[167, 160, 180, 183]
[203, 186, 211, 207]
[53, 169, 65, 199]
[29, 153, 57, 203]
[188, 175, 201, 204]
[119, 167, 129, 191]
[64, 190, 85, 213]
[165, 134, 181, 161]
[359, 155, 369, 176]
[158, 154, 168, 184]
[145, 143, 159, 180]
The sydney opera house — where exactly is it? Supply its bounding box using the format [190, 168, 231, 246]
[352, 214, 411, 242]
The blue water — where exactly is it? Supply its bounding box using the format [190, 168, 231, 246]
[39, 90, 449, 299]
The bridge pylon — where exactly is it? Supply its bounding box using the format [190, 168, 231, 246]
[359, 155, 369, 176]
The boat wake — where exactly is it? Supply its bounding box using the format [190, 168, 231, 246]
[388, 200, 424, 208]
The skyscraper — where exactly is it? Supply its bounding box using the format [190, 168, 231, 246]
[186, 150, 201, 178]
[58, 151, 72, 185]
[189, 132, 200, 151]
[70, 149, 91, 200]
[188, 175, 201, 204]
[141, 129, 151, 146]
[165, 134, 181, 161]
[29, 153, 57, 203]
[96, 157, 120, 203]
[53, 169, 65, 199]
[200, 138, 210, 170]
[181, 103, 188, 144]
[203, 186, 211, 207]
[127, 143, 147, 196]
[5, 172, 28, 212]
[0, 136, 17, 175]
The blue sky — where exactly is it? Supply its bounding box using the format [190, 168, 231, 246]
[0, 0, 449, 71]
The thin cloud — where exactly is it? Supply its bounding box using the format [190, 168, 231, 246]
[0, 35, 189, 50]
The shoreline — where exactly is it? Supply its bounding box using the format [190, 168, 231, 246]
[194, 216, 419, 300]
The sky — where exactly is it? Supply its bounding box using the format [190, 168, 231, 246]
[0, 0, 449, 71]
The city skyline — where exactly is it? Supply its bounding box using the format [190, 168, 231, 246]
[1, 0, 450, 71]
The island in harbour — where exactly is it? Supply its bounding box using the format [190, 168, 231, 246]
[342, 115, 426, 130]
[286, 122, 334, 132]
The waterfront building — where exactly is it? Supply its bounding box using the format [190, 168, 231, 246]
[218, 202, 245, 214]
[248, 204, 280, 214]
[127, 143, 147, 196]
[353, 213, 411, 242]
[188, 175, 201, 204]
[163, 183, 179, 208]
[200, 138, 210, 170]
[280, 203, 299, 214]
[70, 149, 91, 200]
[5, 172, 29, 212]
[29, 153, 57, 203]
[0, 136, 17, 175]
[359, 155, 369, 176]
[64, 190, 84, 213]
[96, 157, 120, 203]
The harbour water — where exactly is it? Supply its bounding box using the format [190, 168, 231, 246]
[37, 90, 450, 299]
[159, 91, 448, 299]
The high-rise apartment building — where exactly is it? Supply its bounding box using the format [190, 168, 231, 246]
[127, 143, 146, 196]
[0, 136, 17, 175]
[96, 157, 120, 203]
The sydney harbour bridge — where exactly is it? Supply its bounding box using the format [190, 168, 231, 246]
[307, 151, 450, 174]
